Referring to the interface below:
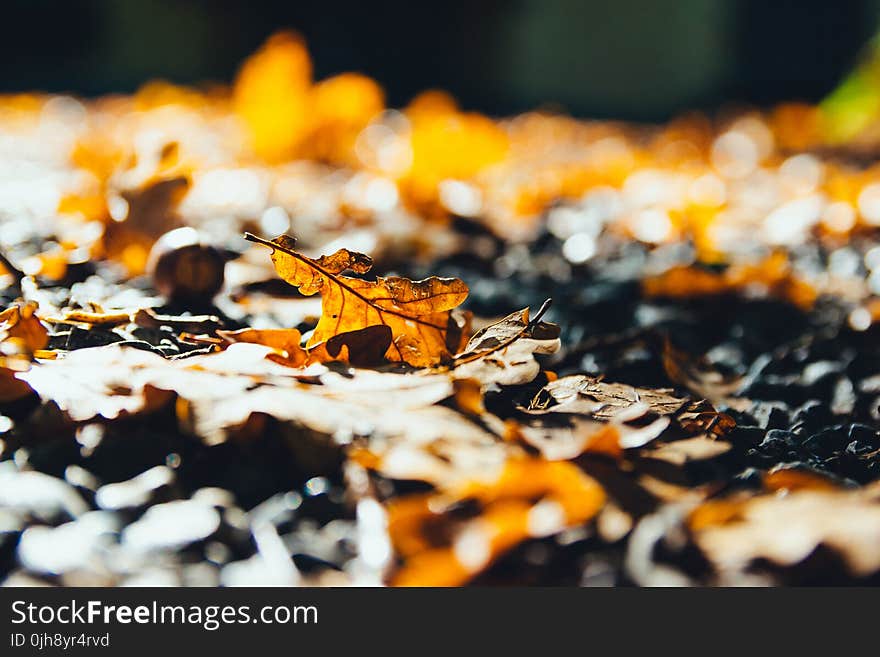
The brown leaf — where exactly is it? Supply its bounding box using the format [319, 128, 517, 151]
[662, 338, 744, 403]
[246, 233, 469, 367]
[314, 325, 393, 368]
[762, 466, 842, 492]
[133, 309, 222, 334]
[512, 415, 670, 461]
[525, 374, 686, 421]
[49, 310, 133, 327]
[525, 374, 734, 437]
[220, 324, 393, 368]
[452, 304, 560, 386]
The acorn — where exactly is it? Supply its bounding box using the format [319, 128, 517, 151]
[147, 227, 226, 301]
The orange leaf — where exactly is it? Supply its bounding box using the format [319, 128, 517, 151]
[217, 328, 309, 368]
[388, 457, 605, 586]
[246, 233, 469, 367]
[643, 252, 817, 310]
[0, 302, 49, 354]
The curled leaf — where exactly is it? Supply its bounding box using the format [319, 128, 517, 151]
[452, 303, 560, 386]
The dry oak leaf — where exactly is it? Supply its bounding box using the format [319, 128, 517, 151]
[246, 233, 469, 367]
[525, 374, 734, 437]
[452, 302, 560, 387]
[0, 302, 49, 354]
[526, 375, 686, 421]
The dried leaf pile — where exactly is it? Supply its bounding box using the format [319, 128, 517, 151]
[3, 33, 880, 586]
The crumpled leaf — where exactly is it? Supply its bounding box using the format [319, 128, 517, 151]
[525, 374, 734, 437]
[451, 303, 560, 387]
[0, 302, 49, 354]
[525, 375, 684, 420]
[246, 233, 469, 367]
[661, 339, 745, 404]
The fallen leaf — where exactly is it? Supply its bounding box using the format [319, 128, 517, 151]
[525, 374, 734, 437]
[762, 466, 842, 492]
[48, 310, 133, 327]
[133, 309, 222, 334]
[308, 325, 393, 368]
[662, 338, 744, 403]
[512, 415, 670, 461]
[451, 303, 560, 387]
[0, 357, 34, 403]
[218, 328, 309, 368]
[246, 233, 469, 367]
[525, 374, 686, 421]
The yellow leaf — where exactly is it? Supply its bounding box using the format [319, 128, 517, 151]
[233, 31, 312, 163]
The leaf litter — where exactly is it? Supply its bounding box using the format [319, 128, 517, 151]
[3, 33, 880, 587]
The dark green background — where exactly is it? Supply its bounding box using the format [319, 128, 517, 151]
[0, 0, 876, 119]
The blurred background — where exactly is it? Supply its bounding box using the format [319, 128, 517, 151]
[0, 0, 878, 120]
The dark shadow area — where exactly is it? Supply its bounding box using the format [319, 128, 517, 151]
[0, 0, 875, 120]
